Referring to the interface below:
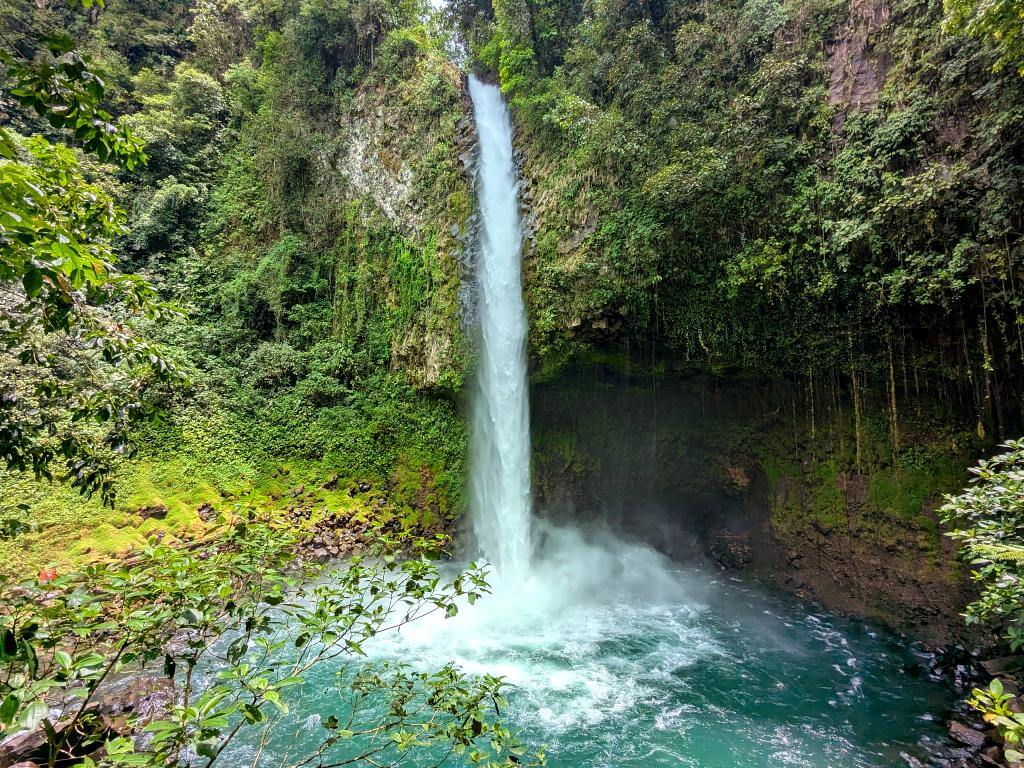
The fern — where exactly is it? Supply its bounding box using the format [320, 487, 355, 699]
[977, 545, 1024, 563]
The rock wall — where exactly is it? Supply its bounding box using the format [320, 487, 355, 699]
[341, 64, 477, 389]
[531, 354, 984, 643]
[827, 0, 892, 118]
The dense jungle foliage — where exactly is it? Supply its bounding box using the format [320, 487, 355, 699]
[1, 0, 1023, 608]
[0, 4, 547, 765]
[452, 0, 1024, 439]
[0, 0, 474, 572]
[5, 0, 1024, 765]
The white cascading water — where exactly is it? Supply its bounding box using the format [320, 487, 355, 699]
[467, 75, 533, 581]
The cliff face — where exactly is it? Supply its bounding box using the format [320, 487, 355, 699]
[331, 70, 478, 389]
[438, 0, 1024, 638]
[827, 0, 892, 115]
[219, 44, 478, 392]
[463, 0, 1024, 433]
[531, 358, 977, 642]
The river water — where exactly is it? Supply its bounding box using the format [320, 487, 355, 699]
[227, 522, 951, 767]
[369, 522, 953, 767]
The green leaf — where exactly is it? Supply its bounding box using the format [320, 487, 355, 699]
[21, 639, 37, 677]
[0, 693, 19, 725]
[19, 701, 48, 731]
[345, 640, 365, 656]
[195, 739, 219, 759]
[227, 637, 247, 663]
[41, 33, 75, 54]
[22, 269, 43, 298]
[263, 690, 288, 715]
[1, 630, 16, 660]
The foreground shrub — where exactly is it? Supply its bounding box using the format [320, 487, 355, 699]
[0, 512, 543, 767]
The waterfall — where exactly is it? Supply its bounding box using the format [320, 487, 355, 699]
[467, 75, 532, 581]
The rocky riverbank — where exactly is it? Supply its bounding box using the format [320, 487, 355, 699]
[911, 655, 1024, 768]
[0, 471, 453, 768]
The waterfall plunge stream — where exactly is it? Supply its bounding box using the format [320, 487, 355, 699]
[417, 77, 952, 766]
[468, 75, 533, 581]
[226, 76, 955, 768]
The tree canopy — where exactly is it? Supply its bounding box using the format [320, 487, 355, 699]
[1, 1, 184, 504]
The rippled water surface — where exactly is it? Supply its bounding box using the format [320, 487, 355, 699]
[230, 523, 951, 768]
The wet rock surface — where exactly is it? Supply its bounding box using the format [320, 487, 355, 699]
[708, 530, 754, 570]
[769, 496, 969, 645]
[531, 364, 973, 644]
[903, 646, 1024, 768]
[0, 678, 176, 768]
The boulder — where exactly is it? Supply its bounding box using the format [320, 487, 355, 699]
[981, 745, 1003, 765]
[948, 721, 987, 750]
[0, 728, 49, 768]
[981, 657, 1024, 676]
[136, 505, 168, 521]
[95, 677, 176, 728]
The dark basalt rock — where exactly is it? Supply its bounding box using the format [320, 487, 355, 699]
[136, 505, 168, 520]
[708, 531, 753, 570]
[95, 677, 176, 732]
[981, 658, 1024, 677]
[949, 721, 988, 750]
[0, 678, 175, 768]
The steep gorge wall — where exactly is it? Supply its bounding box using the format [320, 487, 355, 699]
[442, 0, 1024, 636]
[454, 0, 1024, 433]
[531, 355, 978, 642]
[216, 38, 478, 392]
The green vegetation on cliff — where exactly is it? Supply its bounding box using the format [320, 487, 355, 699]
[0, 0, 474, 572]
[453, 0, 1024, 439]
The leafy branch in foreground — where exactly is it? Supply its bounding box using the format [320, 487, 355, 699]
[942, 438, 1024, 636]
[0, 514, 544, 768]
[0, 8, 185, 504]
[942, 440, 1024, 757]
